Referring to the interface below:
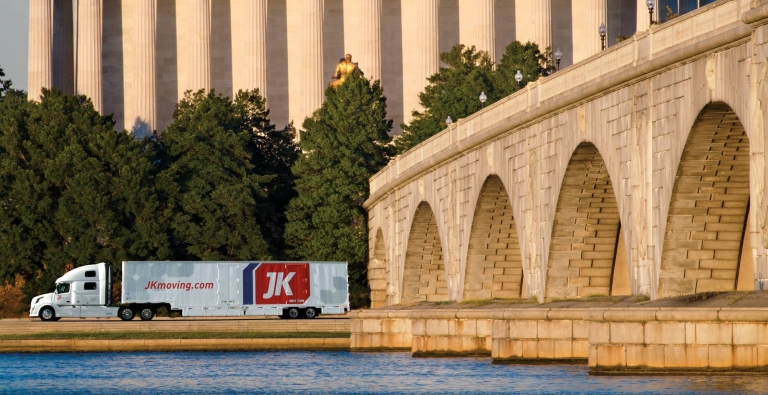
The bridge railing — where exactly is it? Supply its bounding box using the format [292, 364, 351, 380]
[369, 0, 750, 202]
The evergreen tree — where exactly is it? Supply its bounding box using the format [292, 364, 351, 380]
[0, 89, 169, 298]
[0, 66, 15, 100]
[160, 89, 274, 261]
[396, 44, 495, 154]
[285, 73, 393, 307]
[234, 90, 299, 258]
[495, 41, 549, 98]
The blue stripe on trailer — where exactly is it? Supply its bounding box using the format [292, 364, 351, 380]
[242, 263, 259, 305]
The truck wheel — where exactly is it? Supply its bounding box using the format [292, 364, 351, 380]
[119, 307, 135, 321]
[139, 307, 154, 321]
[39, 306, 56, 322]
[287, 307, 300, 319]
[304, 307, 317, 319]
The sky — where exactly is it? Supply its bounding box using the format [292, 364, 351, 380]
[0, 0, 29, 91]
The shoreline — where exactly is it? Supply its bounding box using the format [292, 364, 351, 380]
[0, 338, 351, 353]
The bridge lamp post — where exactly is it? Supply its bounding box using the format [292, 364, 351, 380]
[554, 48, 562, 71]
[599, 23, 607, 51]
[647, 0, 655, 25]
[515, 70, 523, 89]
[479, 91, 487, 108]
[446, 116, 453, 127]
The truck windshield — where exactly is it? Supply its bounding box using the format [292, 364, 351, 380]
[55, 283, 70, 294]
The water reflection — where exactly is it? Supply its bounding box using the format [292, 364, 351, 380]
[0, 351, 766, 394]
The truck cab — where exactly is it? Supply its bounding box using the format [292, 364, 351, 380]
[29, 262, 119, 321]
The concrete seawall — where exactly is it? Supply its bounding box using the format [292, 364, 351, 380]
[350, 295, 768, 374]
[587, 308, 768, 374]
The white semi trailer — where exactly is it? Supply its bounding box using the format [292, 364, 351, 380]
[29, 261, 349, 321]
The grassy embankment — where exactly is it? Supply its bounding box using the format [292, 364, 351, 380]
[0, 331, 351, 341]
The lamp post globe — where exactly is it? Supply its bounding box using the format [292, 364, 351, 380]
[515, 70, 523, 89]
[554, 48, 563, 71]
[446, 116, 453, 126]
[599, 23, 607, 50]
[646, 0, 655, 25]
[479, 91, 487, 108]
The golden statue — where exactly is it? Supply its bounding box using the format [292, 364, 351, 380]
[330, 54, 363, 88]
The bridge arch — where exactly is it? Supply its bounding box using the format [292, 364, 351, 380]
[463, 175, 523, 300]
[658, 102, 753, 297]
[401, 201, 448, 304]
[368, 228, 387, 308]
[545, 142, 630, 299]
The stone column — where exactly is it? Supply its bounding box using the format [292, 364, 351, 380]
[473, 0, 495, 61]
[52, 0, 74, 95]
[586, 0, 608, 56]
[243, 0, 268, 98]
[28, 0, 53, 101]
[417, 0, 439, 100]
[299, 0, 324, 123]
[133, 0, 156, 135]
[77, 0, 102, 111]
[189, 0, 211, 91]
[359, 0, 382, 81]
[530, 0, 551, 52]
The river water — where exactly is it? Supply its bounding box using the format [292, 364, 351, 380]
[1, 351, 767, 394]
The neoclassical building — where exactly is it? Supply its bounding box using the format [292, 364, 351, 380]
[29, 0, 698, 136]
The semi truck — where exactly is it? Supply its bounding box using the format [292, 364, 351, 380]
[29, 261, 349, 321]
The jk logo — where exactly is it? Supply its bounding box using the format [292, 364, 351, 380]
[262, 272, 295, 298]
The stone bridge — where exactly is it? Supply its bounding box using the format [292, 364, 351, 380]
[364, 0, 768, 306]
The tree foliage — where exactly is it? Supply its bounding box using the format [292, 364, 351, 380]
[396, 44, 495, 154]
[0, 66, 17, 100]
[234, 90, 299, 258]
[160, 89, 296, 261]
[0, 89, 169, 299]
[495, 41, 550, 98]
[285, 73, 393, 307]
[397, 41, 551, 154]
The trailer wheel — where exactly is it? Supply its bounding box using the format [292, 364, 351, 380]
[39, 306, 56, 322]
[286, 307, 300, 319]
[139, 307, 154, 321]
[119, 307, 135, 321]
[304, 307, 317, 319]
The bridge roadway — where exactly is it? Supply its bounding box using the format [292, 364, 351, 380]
[0, 316, 350, 336]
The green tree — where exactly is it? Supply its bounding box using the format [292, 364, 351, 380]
[234, 90, 299, 258]
[0, 89, 169, 300]
[395, 44, 495, 154]
[495, 41, 549, 98]
[285, 73, 393, 307]
[0, 66, 15, 100]
[160, 89, 277, 261]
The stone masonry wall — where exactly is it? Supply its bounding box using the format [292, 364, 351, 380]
[464, 176, 523, 300]
[402, 202, 448, 304]
[369, 229, 388, 308]
[492, 309, 589, 362]
[587, 308, 768, 374]
[546, 143, 621, 299]
[659, 103, 750, 297]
